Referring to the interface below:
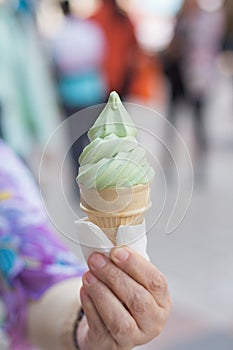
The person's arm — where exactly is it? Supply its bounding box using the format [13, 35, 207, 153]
[0, 140, 85, 349]
[27, 278, 82, 350]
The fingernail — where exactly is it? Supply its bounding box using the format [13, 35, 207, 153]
[84, 272, 98, 285]
[89, 253, 106, 270]
[112, 247, 129, 262]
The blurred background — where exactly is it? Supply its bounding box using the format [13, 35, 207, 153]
[0, 0, 233, 349]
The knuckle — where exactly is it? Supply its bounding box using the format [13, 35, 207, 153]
[106, 265, 122, 287]
[129, 291, 151, 315]
[112, 319, 134, 340]
[147, 318, 164, 338]
[149, 273, 167, 294]
[151, 309, 170, 336]
[145, 310, 165, 336]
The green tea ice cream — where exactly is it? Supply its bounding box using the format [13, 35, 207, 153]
[77, 91, 154, 243]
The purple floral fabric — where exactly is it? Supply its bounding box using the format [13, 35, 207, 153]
[0, 140, 84, 349]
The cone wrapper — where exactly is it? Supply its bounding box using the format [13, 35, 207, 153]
[74, 218, 149, 262]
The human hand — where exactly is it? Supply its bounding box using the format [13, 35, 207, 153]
[77, 246, 171, 350]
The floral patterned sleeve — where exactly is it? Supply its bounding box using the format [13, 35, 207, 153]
[0, 140, 85, 350]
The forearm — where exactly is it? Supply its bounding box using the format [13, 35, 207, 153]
[27, 277, 82, 350]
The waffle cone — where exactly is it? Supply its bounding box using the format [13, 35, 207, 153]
[79, 184, 151, 243]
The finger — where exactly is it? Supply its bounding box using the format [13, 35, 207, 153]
[110, 246, 171, 309]
[87, 253, 162, 335]
[82, 271, 138, 348]
[80, 286, 109, 340]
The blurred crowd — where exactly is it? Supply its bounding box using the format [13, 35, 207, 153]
[0, 0, 233, 168]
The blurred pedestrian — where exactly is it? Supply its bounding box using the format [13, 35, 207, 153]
[222, 0, 233, 52]
[53, 1, 107, 115]
[0, 0, 59, 162]
[220, 0, 233, 81]
[91, 0, 139, 99]
[51, 1, 107, 183]
[163, 0, 224, 151]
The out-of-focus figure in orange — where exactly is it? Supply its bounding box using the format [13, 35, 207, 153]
[91, 0, 138, 99]
[91, 0, 160, 104]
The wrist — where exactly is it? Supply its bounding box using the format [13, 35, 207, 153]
[28, 278, 83, 350]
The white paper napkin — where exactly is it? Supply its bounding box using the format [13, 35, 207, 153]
[74, 218, 149, 261]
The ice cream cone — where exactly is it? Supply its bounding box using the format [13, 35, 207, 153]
[79, 183, 151, 244]
[77, 91, 154, 245]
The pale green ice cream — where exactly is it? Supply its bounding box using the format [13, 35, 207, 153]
[77, 91, 154, 190]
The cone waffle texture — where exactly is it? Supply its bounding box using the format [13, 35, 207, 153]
[79, 183, 151, 229]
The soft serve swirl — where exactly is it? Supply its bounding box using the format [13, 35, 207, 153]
[77, 92, 154, 190]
